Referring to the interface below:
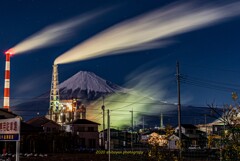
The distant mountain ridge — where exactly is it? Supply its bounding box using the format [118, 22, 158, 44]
[10, 71, 222, 126]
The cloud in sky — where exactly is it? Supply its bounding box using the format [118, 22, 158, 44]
[87, 66, 179, 128]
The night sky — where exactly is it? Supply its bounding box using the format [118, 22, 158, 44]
[1, 0, 240, 109]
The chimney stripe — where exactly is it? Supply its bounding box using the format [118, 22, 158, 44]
[4, 80, 10, 88]
[6, 55, 10, 61]
[3, 97, 9, 108]
[5, 62, 10, 70]
[5, 71, 10, 79]
[4, 88, 10, 96]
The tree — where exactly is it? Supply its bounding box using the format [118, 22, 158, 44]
[208, 92, 240, 160]
[147, 129, 178, 161]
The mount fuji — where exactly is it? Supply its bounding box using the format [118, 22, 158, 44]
[58, 71, 126, 100]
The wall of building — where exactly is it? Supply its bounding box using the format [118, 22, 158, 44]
[72, 124, 99, 148]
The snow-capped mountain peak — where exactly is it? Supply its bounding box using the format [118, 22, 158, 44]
[59, 71, 125, 99]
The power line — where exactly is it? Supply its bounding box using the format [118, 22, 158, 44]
[182, 75, 240, 88]
[181, 75, 240, 93]
[181, 63, 240, 73]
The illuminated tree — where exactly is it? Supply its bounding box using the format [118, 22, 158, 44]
[148, 131, 178, 161]
[208, 92, 240, 160]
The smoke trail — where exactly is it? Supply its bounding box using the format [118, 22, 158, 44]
[55, 1, 240, 64]
[11, 9, 108, 54]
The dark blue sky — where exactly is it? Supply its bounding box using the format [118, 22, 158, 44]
[1, 0, 240, 107]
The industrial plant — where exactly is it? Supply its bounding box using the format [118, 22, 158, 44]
[46, 65, 87, 125]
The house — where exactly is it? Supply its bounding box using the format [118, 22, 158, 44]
[210, 120, 228, 135]
[168, 133, 189, 150]
[174, 124, 207, 149]
[175, 124, 198, 137]
[0, 108, 18, 119]
[196, 123, 212, 135]
[27, 116, 61, 133]
[65, 119, 100, 149]
[168, 134, 180, 150]
[0, 109, 43, 154]
[99, 129, 132, 149]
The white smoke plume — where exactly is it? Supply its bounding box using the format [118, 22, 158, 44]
[11, 9, 108, 54]
[87, 67, 176, 129]
[54, 1, 240, 65]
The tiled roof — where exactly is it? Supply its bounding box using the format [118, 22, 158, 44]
[181, 124, 197, 129]
[27, 116, 59, 127]
[0, 109, 17, 117]
[71, 119, 100, 125]
[21, 122, 42, 133]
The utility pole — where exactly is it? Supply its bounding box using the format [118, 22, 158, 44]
[176, 61, 182, 160]
[205, 114, 208, 148]
[204, 114, 207, 134]
[107, 109, 110, 161]
[101, 96, 105, 148]
[130, 110, 134, 149]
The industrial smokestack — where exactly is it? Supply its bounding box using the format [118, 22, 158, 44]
[49, 64, 60, 122]
[3, 50, 12, 110]
[160, 113, 165, 129]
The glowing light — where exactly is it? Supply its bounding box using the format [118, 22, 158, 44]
[55, 1, 240, 65]
[5, 48, 14, 55]
[66, 103, 72, 112]
[11, 9, 109, 55]
[148, 133, 168, 147]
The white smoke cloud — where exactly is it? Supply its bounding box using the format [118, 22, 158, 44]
[54, 1, 240, 65]
[87, 67, 177, 129]
[11, 9, 109, 54]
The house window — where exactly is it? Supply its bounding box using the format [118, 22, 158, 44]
[187, 129, 193, 134]
[78, 127, 85, 132]
[88, 127, 94, 132]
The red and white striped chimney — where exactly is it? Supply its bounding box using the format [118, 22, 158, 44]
[3, 50, 12, 109]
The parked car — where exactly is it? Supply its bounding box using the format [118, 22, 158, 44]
[188, 145, 201, 150]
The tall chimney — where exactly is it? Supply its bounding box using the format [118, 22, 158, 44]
[3, 51, 11, 109]
[49, 64, 60, 121]
[160, 113, 164, 129]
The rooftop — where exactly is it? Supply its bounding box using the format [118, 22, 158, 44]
[27, 116, 60, 127]
[71, 119, 100, 125]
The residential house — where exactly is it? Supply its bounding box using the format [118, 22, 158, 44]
[0, 108, 18, 119]
[27, 116, 61, 133]
[168, 134, 179, 150]
[0, 109, 43, 153]
[174, 124, 207, 149]
[65, 119, 100, 149]
[99, 129, 132, 149]
[168, 133, 189, 150]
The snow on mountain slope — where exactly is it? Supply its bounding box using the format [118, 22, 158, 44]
[58, 71, 126, 100]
